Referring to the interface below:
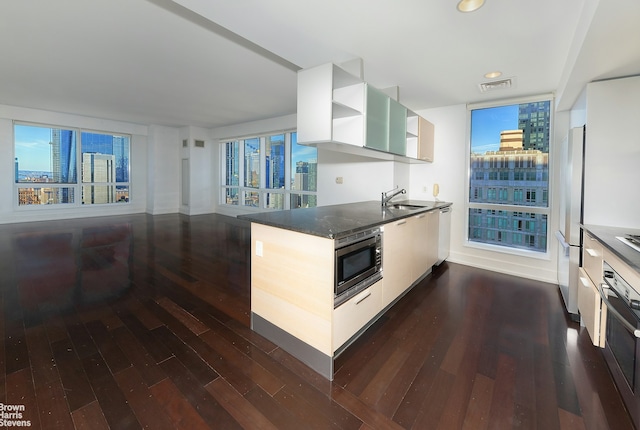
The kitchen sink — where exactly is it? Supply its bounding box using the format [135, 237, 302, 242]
[388, 204, 424, 210]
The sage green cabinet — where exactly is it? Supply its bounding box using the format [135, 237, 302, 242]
[365, 85, 390, 152]
[388, 99, 407, 156]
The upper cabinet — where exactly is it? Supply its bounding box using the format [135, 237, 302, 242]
[297, 63, 434, 163]
[406, 114, 434, 162]
[364, 85, 390, 152]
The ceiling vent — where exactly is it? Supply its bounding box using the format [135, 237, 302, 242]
[478, 77, 515, 93]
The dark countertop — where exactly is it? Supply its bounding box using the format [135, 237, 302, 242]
[238, 200, 452, 240]
[581, 224, 640, 274]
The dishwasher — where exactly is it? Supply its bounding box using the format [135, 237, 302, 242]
[436, 206, 451, 265]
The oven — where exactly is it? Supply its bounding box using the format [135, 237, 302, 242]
[599, 261, 640, 428]
[334, 227, 382, 307]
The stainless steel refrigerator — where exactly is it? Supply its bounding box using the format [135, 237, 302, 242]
[555, 126, 585, 321]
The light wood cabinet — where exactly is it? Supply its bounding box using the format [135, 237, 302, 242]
[382, 218, 413, 307]
[251, 223, 335, 356]
[333, 279, 383, 352]
[583, 232, 603, 285]
[250, 208, 442, 377]
[578, 267, 604, 347]
[382, 211, 438, 307]
[411, 211, 438, 280]
[411, 214, 429, 281]
[406, 115, 435, 162]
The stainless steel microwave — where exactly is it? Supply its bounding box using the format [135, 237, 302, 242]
[334, 227, 382, 307]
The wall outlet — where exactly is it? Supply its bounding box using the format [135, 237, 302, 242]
[335, 177, 343, 184]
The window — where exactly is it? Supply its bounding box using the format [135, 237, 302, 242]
[221, 131, 317, 210]
[14, 123, 130, 206]
[467, 98, 551, 253]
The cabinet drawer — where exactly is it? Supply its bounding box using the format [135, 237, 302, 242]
[578, 267, 603, 347]
[333, 279, 382, 352]
[583, 233, 603, 285]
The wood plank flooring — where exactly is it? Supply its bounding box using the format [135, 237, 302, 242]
[0, 212, 633, 429]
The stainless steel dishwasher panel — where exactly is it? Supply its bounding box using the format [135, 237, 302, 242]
[436, 206, 451, 265]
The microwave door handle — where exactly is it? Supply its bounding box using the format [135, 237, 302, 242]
[598, 283, 640, 338]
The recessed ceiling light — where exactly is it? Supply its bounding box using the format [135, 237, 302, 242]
[457, 0, 485, 12]
[484, 71, 502, 79]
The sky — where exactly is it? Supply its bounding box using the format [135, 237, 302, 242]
[14, 124, 55, 172]
[470, 105, 519, 154]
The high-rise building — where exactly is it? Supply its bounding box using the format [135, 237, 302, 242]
[81, 132, 129, 183]
[50, 129, 76, 203]
[469, 105, 550, 252]
[82, 153, 116, 204]
[518, 101, 551, 152]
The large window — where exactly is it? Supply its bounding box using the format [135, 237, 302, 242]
[222, 131, 317, 210]
[14, 123, 130, 206]
[467, 98, 551, 253]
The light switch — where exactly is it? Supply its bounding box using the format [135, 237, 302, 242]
[335, 177, 343, 184]
[256, 240, 263, 257]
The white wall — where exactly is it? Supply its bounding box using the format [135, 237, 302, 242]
[0, 104, 152, 224]
[179, 126, 213, 215]
[146, 125, 181, 215]
[317, 150, 396, 206]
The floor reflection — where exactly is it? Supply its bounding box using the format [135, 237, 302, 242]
[12, 222, 132, 322]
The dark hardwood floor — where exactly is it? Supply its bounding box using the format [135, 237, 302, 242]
[0, 212, 633, 429]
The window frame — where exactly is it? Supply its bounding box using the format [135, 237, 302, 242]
[13, 121, 131, 209]
[464, 95, 554, 259]
[220, 130, 317, 211]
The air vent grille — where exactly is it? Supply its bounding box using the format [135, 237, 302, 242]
[194, 139, 205, 148]
[478, 78, 513, 93]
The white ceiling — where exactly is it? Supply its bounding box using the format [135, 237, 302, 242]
[1, 0, 639, 129]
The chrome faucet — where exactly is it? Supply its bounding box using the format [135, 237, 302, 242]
[381, 186, 406, 207]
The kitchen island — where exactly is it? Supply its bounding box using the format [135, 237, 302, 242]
[239, 200, 452, 379]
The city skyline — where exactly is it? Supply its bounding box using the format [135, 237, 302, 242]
[15, 125, 130, 182]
